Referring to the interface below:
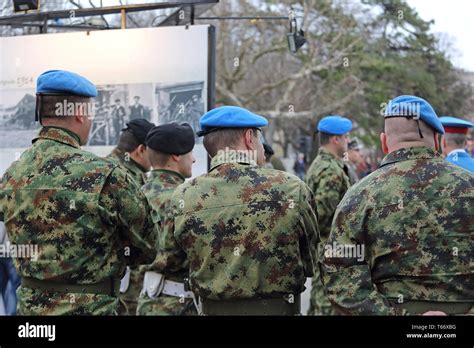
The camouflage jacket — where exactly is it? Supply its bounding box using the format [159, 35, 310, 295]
[305, 148, 350, 242]
[140, 169, 188, 282]
[321, 146, 474, 315]
[106, 148, 149, 308]
[167, 150, 319, 300]
[0, 127, 156, 285]
[107, 148, 147, 187]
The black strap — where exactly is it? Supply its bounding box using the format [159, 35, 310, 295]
[385, 115, 424, 138]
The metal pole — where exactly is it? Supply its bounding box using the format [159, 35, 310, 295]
[41, 14, 48, 33]
[190, 4, 195, 25]
[121, 8, 126, 29]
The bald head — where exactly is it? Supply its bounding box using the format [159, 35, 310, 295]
[381, 117, 439, 154]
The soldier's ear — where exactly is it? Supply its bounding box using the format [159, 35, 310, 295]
[243, 128, 255, 150]
[138, 144, 148, 155]
[380, 132, 389, 154]
[74, 114, 85, 125]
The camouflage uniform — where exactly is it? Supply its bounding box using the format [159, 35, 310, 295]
[0, 127, 156, 315]
[321, 146, 474, 315]
[106, 147, 147, 187]
[137, 169, 196, 316]
[167, 151, 319, 314]
[305, 147, 350, 315]
[106, 147, 148, 315]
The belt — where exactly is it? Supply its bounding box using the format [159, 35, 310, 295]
[391, 299, 472, 315]
[142, 271, 194, 299]
[22, 277, 120, 297]
[200, 295, 301, 315]
[162, 278, 194, 299]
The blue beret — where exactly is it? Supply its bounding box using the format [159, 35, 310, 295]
[439, 116, 474, 129]
[384, 95, 444, 135]
[197, 106, 268, 136]
[317, 116, 352, 135]
[36, 70, 97, 97]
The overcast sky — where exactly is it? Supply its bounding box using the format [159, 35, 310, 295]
[407, 0, 474, 72]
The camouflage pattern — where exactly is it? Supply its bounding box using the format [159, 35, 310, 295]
[137, 169, 196, 315]
[305, 147, 351, 315]
[167, 151, 319, 302]
[0, 127, 156, 315]
[106, 147, 148, 315]
[137, 295, 196, 316]
[106, 147, 147, 187]
[321, 146, 474, 315]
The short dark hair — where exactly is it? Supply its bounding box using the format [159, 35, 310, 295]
[319, 132, 334, 146]
[203, 128, 259, 157]
[445, 133, 467, 148]
[147, 148, 172, 167]
[39, 95, 91, 119]
[116, 130, 141, 152]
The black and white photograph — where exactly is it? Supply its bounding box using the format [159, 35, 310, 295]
[88, 83, 155, 146]
[156, 81, 206, 140]
[0, 88, 39, 148]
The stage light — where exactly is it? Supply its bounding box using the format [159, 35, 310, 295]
[287, 18, 306, 54]
[13, 0, 40, 12]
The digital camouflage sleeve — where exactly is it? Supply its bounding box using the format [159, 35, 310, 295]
[137, 169, 196, 315]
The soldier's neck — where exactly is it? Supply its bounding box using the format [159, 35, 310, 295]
[321, 145, 341, 160]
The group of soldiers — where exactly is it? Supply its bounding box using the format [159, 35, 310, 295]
[0, 70, 472, 316]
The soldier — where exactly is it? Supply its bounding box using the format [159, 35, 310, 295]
[346, 138, 363, 185]
[305, 115, 352, 315]
[111, 98, 126, 142]
[0, 70, 156, 315]
[321, 95, 474, 315]
[129, 96, 145, 121]
[105, 118, 155, 315]
[440, 116, 474, 172]
[137, 123, 197, 316]
[107, 118, 155, 187]
[166, 106, 319, 315]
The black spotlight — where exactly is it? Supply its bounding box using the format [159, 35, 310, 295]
[287, 17, 306, 54]
[13, 0, 40, 12]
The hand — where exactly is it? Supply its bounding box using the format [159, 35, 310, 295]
[422, 311, 447, 316]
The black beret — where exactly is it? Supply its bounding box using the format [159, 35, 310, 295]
[348, 138, 361, 150]
[146, 123, 195, 155]
[122, 119, 155, 145]
[263, 143, 274, 157]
